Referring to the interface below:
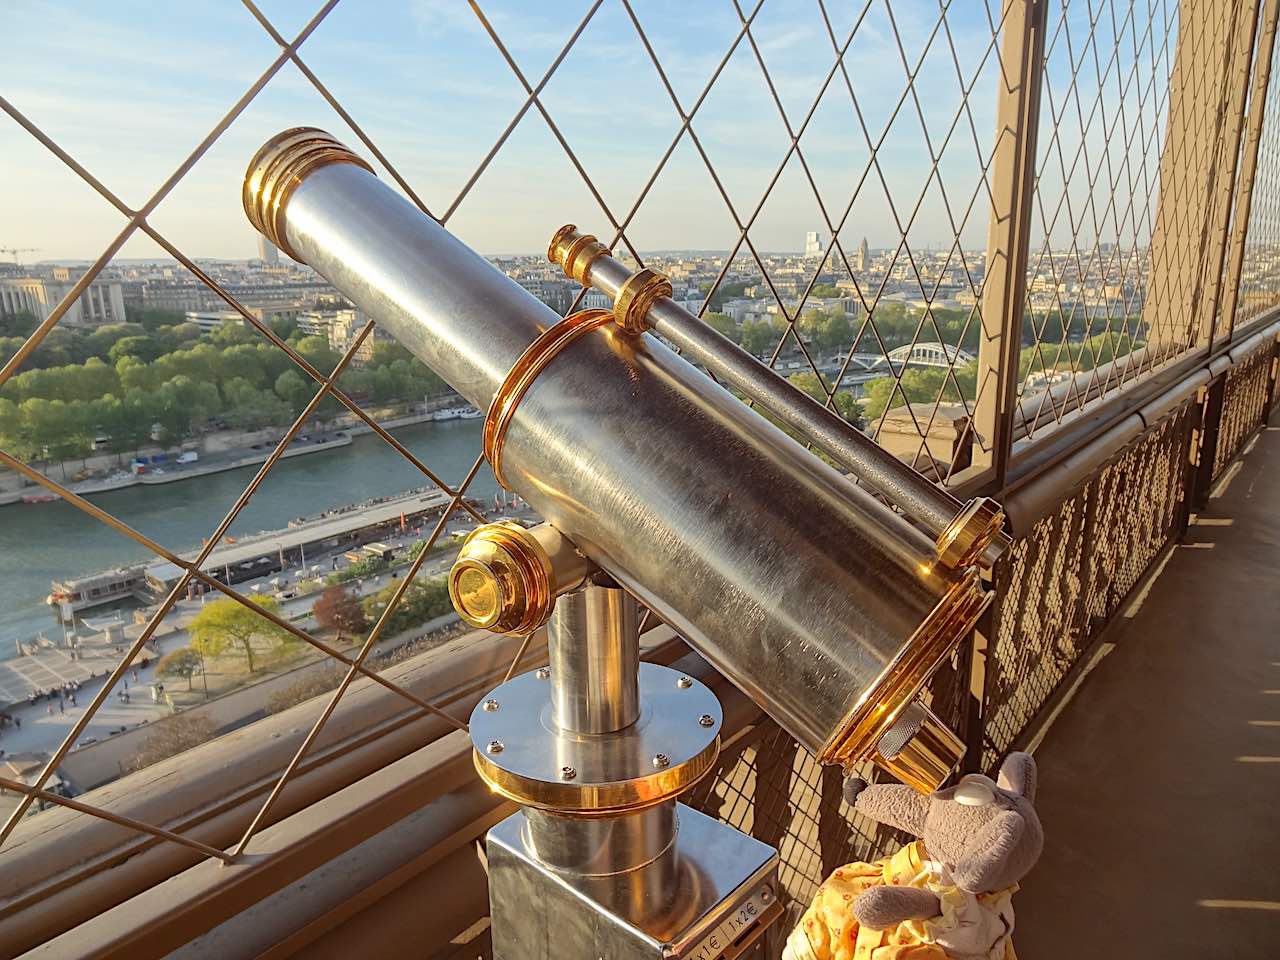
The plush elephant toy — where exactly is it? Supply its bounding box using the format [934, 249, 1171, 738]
[783, 752, 1043, 960]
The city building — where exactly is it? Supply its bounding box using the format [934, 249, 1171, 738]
[183, 310, 243, 334]
[803, 231, 823, 258]
[328, 307, 397, 364]
[258, 235, 281, 267]
[856, 237, 870, 271]
[0, 274, 126, 325]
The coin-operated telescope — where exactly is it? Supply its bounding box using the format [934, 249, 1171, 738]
[244, 129, 1008, 960]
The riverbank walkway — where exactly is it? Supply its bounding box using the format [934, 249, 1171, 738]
[0, 648, 98, 706]
[0, 521, 478, 772]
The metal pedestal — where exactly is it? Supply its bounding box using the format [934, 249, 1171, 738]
[469, 580, 782, 959]
[487, 803, 780, 960]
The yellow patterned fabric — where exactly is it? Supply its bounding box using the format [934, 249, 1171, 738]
[784, 842, 1017, 960]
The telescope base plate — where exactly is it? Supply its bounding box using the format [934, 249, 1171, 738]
[471, 662, 721, 814]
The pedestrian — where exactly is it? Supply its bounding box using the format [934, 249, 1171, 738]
[70, 694, 76, 707]
[14, 717, 20, 730]
[58, 699, 64, 714]
[46, 704, 53, 716]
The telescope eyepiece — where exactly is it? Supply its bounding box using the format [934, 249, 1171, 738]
[242, 127, 372, 261]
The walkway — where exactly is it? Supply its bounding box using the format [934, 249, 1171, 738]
[1016, 414, 1280, 958]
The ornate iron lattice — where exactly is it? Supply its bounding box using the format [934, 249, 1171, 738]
[983, 400, 1195, 769]
[1015, 0, 1183, 440]
[1214, 337, 1277, 477]
[685, 718, 903, 933]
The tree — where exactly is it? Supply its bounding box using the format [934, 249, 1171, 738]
[741, 319, 784, 357]
[861, 360, 978, 421]
[129, 714, 219, 772]
[189, 596, 290, 674]
[369, 340, 413, 367]
[108, 335, 163, 365]
[362, 577, 453, 635]
[295, 335, 341, 376]
[268, 315, 298, 340]
[223, 377, 291, 430]
[157, 647, 205, 691]
[788, 372, 864, 427]
[702, 311, 741, 343]
[0, 309, 38, 339]
[274, 369, 311, 413]
[313, 584, 368, 639]
[797, 307, 855, 356]
[152, 375, 220, 444]
[20, 398, 90, 463]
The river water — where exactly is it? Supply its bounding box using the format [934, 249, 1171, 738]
[0, 419, 500, 657]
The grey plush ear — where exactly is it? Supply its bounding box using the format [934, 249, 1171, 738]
[952, 810, 1024, 892]
[853, 784, 929, 836]
[997, 751, 1037, 802]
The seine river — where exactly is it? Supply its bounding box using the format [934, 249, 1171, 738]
[0, 419, 500, 657]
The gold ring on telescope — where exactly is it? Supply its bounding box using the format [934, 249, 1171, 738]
[484, 309, 615, 488]
[243, 127, 374, 262]
[613, 268, 672, 335]
[547, 224, 611, 286]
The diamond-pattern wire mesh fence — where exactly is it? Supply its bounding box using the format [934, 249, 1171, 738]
[684, 637, 971, 930]
[0, 0, 1275, 904]
[1214, 336, 1278, 477]
[0, 0, 1021, 861]
[981, 398, 1195, 769]
[1239, 9, 1280, 327]
[1014, 0, 1184, 442]
[685, 718, 902, 934]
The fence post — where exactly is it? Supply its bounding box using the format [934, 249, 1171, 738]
[1199, 0, 1267, 350]
[1190, 379, 1227, 509]
[1222, 0, 1280, 340]
[972, 0, 1049, 487]
[1145, 1, 1262, 355]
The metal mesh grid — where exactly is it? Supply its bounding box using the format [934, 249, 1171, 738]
[1014, 0, 1182, 440]
[982, 399, 1194, 768]
[1214, 336, 1277, 476]
[685, 718, 903, 932]
[683, 646, 971, 928]
[1239, 13, 1280, 327]
[0, 0, 1023, 863]
[0, 0, 1276, 928]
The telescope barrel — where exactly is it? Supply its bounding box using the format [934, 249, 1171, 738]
[549, 228, 1009, 571]
[581, 255, 962, 533]
[244, 129, 990, 776]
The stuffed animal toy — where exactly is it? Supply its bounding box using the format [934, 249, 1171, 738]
[782, 752, 1042, 960]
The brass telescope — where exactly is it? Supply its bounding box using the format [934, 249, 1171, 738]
[245, 128, 1009, 958]
[243, 128, 999, 791]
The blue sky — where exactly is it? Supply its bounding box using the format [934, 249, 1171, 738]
[1, 1, 1168, 263]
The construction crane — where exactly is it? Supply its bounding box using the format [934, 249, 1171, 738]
[0, 246, 39, 265]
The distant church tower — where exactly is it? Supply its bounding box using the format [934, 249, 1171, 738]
[804, 231, 822, 258]
[856, 236, 869, 271]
